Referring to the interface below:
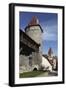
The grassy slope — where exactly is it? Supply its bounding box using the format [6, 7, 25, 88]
[19, 70, 47, 78]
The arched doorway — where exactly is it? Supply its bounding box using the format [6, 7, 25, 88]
[33, 67, 37, 71]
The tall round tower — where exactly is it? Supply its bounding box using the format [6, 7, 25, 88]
[25, 16, 43, 45]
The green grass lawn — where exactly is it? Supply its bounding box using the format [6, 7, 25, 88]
[19, 70, 47, 78]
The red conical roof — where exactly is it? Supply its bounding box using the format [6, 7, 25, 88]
[28, 16, 39, 26]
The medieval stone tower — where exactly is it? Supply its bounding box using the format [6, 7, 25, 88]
[25, 16, 43, 45]
[25, 16, 43, 70]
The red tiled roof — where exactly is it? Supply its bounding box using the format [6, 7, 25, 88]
[28, 16, 39, 26]
[25, 16, 43, 32]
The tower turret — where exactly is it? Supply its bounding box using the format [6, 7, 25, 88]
[25, 16, 43, 45]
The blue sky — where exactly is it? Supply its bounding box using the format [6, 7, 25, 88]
[19, 12, 58, 56]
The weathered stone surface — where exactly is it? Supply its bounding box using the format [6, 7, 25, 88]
[25, 26, 42, 44]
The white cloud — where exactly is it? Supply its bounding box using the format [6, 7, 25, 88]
[42, 30, 57, 41]
[41, 23, 58, 41]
